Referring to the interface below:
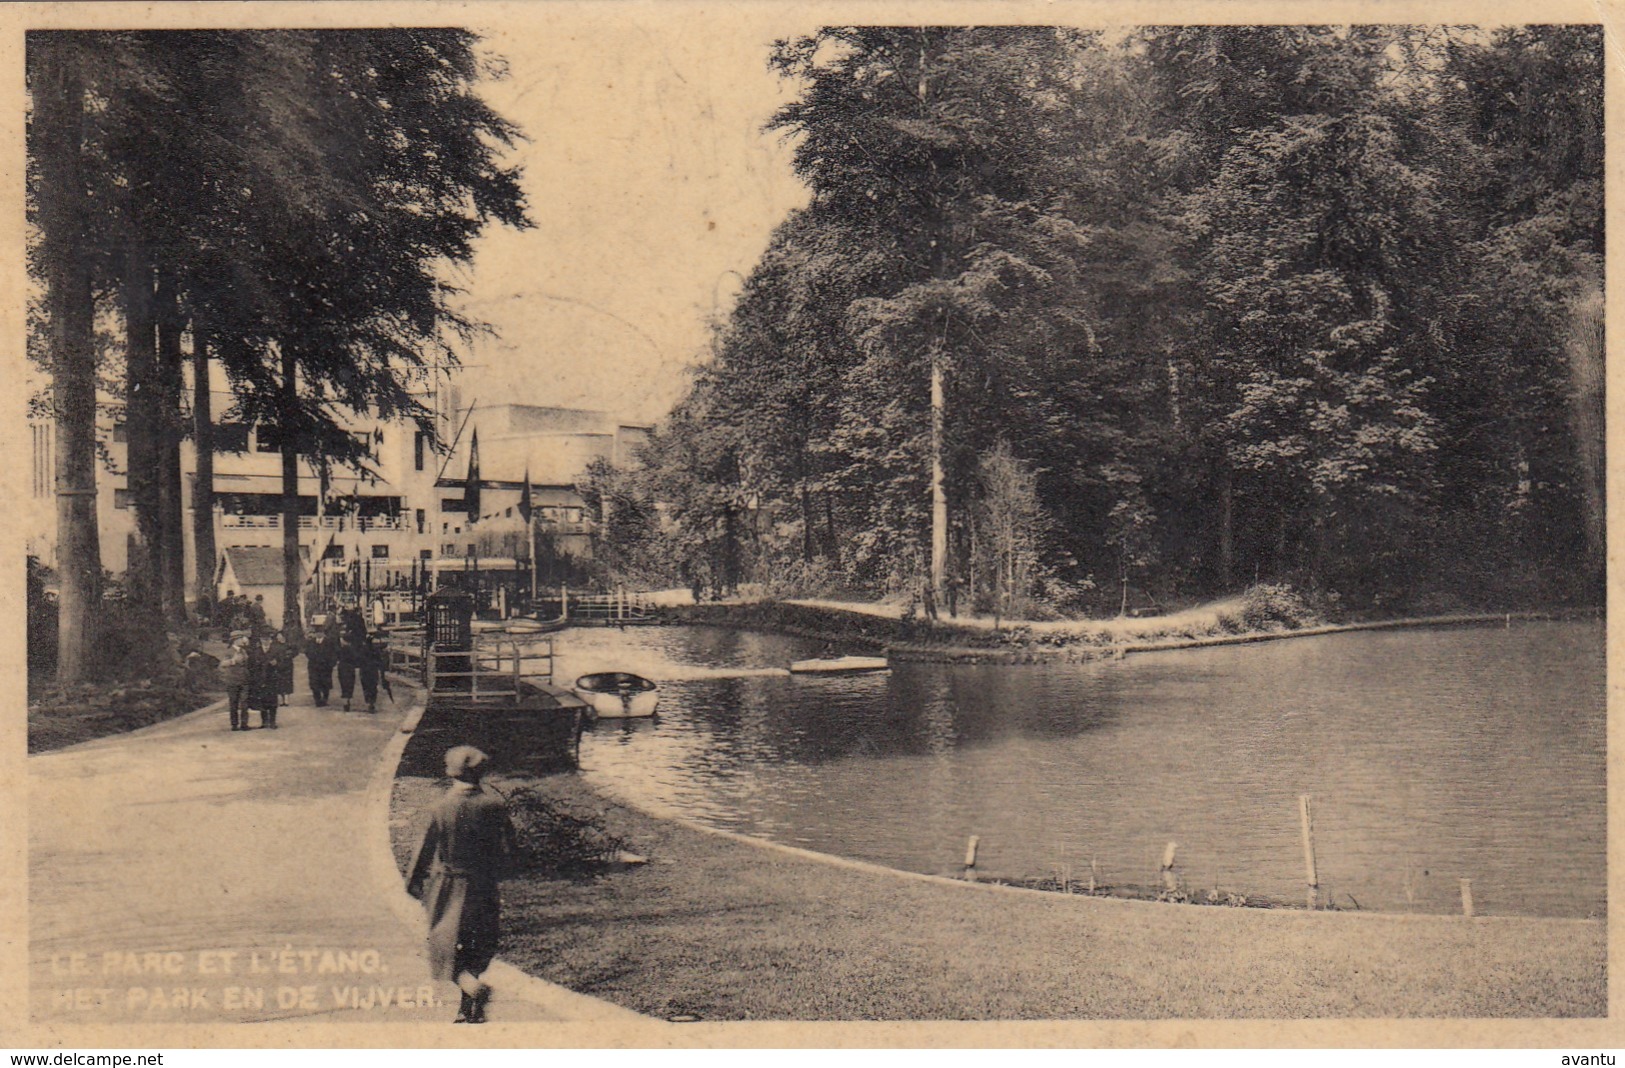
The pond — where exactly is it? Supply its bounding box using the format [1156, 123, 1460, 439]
[554, 620, 1604, 918]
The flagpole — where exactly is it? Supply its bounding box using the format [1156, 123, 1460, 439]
[522, 466, 537, 606]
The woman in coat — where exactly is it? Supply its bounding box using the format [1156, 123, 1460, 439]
[246, 629, 281, 729]
[405, 746, 516, 1023]
[273, 628, 297, 706]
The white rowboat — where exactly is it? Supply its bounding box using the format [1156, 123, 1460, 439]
[573, 672, 660, 718]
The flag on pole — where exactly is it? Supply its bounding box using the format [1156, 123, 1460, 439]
[464, 429, 482, 526]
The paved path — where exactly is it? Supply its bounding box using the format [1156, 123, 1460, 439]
[29, 676, 641, 1027]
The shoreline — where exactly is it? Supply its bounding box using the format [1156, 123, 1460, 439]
[577, 770, 1599, 925]
[384, 602, 1605, 1018]
[664, 599, 1601, 663]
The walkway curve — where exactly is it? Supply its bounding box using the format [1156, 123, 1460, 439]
[364, 692, 645, 1023]
[28, 675, 640, 1029]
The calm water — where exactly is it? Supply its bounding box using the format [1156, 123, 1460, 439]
[556, 621, 1605, 918]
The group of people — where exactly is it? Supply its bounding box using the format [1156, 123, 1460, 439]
[304, 607, 391, 712]
[213, 603, 512, 1023]
[211, 591, 269, 636]
[217, 626, 296, 730]
[216, 604, 391, 730]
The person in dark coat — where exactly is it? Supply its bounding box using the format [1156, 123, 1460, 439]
[306, 621, 339, 707]
[336, 623, 363, 712]
[273, 629, 297, 706]
[358, 629, 388, 712]
[223, 594, 248, 634]
[404, 746, 516, 1024]
[246, 629, 281, 729]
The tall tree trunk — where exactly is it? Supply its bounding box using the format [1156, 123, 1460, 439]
[280, 343, 302, 631]
[191, 325, 216, 613]
[721, 508, 740, 596]
[122, 244, 160, 609]
[800, 482, 814, 564]
[929, 350, 947, 606]
[156, 267, 186, 622]
[1565, 288, 1604, 584]
[35, 37, 102, 683]
[1273, 507, 1289, 579]
[1217, 463, 1234, 590]
[917, 33, 950, 614]
[823, 492, 839, 565]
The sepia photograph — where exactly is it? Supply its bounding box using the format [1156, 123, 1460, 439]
[9, 1, 1615, 1049]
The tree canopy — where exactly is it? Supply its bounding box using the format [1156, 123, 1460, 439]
[28, 29, 529, 675]
[605, 25, 1603, 616]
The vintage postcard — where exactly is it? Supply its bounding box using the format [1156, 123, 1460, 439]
[3, 0, 1620, 1050]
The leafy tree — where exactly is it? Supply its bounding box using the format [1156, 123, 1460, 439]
[769, 26, 1098, 602]
[1438, 26, 1603, 594]
[28, 29, 530, 667]
[973, 441, 1043, 622]
[613, 25, 1606, 617]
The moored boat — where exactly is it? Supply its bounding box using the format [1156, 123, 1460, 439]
[788, 655, 890, 675]
[573, 672, 660, 718]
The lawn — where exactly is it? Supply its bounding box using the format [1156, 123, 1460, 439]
[390, 770, 1604, 1021]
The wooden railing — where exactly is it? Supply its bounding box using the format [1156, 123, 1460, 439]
[568, 590, 655, 623]
[384, 626, 554, 704]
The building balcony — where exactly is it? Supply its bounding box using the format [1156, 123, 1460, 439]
[219, 513, 412, 533]
[535, 519, 594, 535]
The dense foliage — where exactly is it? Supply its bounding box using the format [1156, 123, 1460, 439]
[596, 26, 1603, 615]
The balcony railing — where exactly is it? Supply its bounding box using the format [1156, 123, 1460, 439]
[219, 514, 411, 532]
[535, 520, 594, 535]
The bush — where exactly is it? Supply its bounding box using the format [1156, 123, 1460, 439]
[1238, 583, 1320, 630]
[760, 556, 841, 600]
[27, 557, 58, 684]
[505, 783, 629, 875]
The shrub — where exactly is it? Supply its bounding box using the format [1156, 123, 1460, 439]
[27, 557, 58, 684]
[505, 783, 629, 875]
[1238, 583, 1320, 630]
[760, 556, 841, 600]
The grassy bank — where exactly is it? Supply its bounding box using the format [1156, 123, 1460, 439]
[389, 770, 1603, 1020]
[28, 676, 225, 753]
[28, 599, 227, 753]
[667, 589, 1599, 663]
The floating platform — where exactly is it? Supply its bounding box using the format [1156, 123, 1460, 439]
[789, 655, 890, 675]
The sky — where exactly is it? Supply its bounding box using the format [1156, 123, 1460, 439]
[449, 11, 817, 425]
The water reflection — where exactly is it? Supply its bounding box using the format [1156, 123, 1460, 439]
[565, 622, 1604, 918]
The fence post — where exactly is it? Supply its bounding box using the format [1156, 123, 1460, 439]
[963, 835, 979, 878]
[1299, 794, 1319, 909]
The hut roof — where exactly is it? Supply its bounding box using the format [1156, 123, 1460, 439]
[223, 545, 308, 587]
